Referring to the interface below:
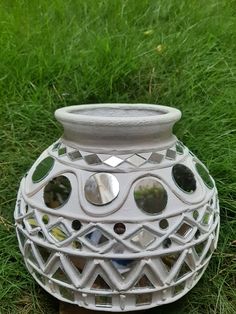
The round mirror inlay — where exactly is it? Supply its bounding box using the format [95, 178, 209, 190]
[43, 175, 71, 209]
[114, 223, 126, 235]
[195, 163, 214, 189]
[32, 156, 55, 183]
[172, 164, 196, 193]
[134, 178, 168, 214]
[84, 173, 119, 206]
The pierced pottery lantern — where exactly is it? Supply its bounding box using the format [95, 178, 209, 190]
[14, 104, 220, 312]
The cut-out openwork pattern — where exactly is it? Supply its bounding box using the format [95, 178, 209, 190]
[15, 133, 219, 311]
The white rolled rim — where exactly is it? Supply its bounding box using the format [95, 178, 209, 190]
[55, 103, 182, 126]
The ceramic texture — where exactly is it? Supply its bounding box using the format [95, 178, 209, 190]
[14, 104, 220, 312]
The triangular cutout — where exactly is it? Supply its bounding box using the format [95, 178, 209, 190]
[175, 261, 191, 281]
[70, 256, 87, 274]
[160, 253, 181, 272]
[36, 244, 52, 264]
[111, 259, 137, 279]
[134, 274, 155, 289]
[92, 274, 111, 290]
[27, 248, 40, 268]
[52, 265, 72, 284]
[194, 240, 208, 257]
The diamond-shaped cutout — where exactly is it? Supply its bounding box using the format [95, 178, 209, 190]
[160, 253, 181, 272]
[52, 265, 72, 284]
[131, 228, 156, 249]
[58, 147, 67, 156]
[49, 223, 70, 242]
[176, 222, 193, 238]
[84, 154, 102, 165]
[111, 259, 137, 279]
[52, 142, 61, 151]
[126, 154, 146, 167]
[166, 149, 176, 160]
[148, 152, 164, 164]
[201, 208, 213, 226]
[68, 150, 82, 161]
[176, 142, 184, 154]
[92, 275, 111, 290]
[175, 261, 192, 281]
[103, 156, 123, 167]
[134, 274, 155, 289]
[25, 214, 39, 230]
[85, 228, 109, 246]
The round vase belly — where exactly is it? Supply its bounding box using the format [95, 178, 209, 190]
[14, 104, 220, 312]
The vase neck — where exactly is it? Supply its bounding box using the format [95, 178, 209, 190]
[55, 104, 181, 153]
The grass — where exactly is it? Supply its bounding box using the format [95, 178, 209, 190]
[0, 0, 236, 313]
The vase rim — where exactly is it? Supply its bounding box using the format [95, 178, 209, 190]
[55, 104, 181, 152]
[55, 103, 181, 126]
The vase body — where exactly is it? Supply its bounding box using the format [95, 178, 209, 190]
[14, 104, 219, 312]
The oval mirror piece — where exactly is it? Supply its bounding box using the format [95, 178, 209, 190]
[84, 173, 119, 206]
[172, 164, 196, 193]
[195, 163, 214, 189]
[44, 175, 71, 209]
[134, 178, 167, 214]
[32, 157, 55, 183]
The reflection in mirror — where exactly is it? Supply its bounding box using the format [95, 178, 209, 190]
[195, 163, 214, 189]
[134, 178, 167, 214]
[32, 157, 55, 183]
[85, 228, 109, 246]
[174, 282, 185, 295]
[159, 219, 169, 229]
[52, 266, 71, 284]
[136, 293, 152, 306]
[113, 223, 126, 235]
[92, 275, 111, 290]
[176, 222, 193, 238]
[111, 259, 136, 278]
[134, 274, 154, 289]
[84, 173, 119, 205]
[59, 286, 74, 301]
[161, 253, 180, 271]
[49, 223, 70, 242]
[44, 175, 71, 209]
[42, 214, 49, 224]
[95, 295, 112, 307]
[172, 164, 196, 193]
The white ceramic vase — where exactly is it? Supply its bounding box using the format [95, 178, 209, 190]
[14, 104, 219, 312]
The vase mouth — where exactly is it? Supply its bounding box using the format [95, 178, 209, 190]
[55, 103, 181, 126]
[55, 104, 181, 152]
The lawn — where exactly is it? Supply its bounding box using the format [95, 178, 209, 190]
[0, 0, 236, 313]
